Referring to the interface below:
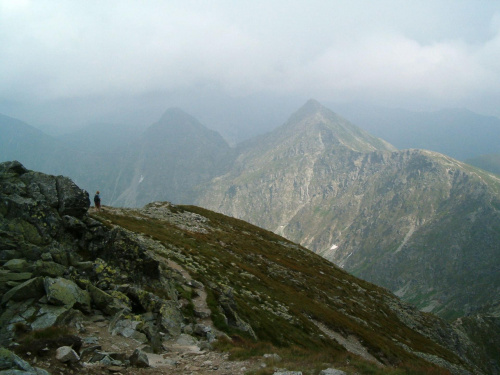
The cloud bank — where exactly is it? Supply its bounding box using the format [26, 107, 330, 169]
[1, 0, 500, 126]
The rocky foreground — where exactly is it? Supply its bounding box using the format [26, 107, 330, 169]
[0, 160, 273, 374]
[0, 161, 498, 374]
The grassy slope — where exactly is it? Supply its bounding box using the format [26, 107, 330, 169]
[95, 204, 472, 374]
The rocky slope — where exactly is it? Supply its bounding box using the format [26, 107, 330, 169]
[1, 161, 498, 374]
[198, 100, 500, 320]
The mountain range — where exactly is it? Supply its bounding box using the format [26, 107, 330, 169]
[1, 100, 499, 323]
[198, 100, 500, 320]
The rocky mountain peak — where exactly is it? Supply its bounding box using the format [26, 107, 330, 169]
[275, 100, 396, 153]
[158, 106, 197, 124]
[145, 107, 205, 138]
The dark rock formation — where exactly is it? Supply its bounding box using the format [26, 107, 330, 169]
[0, 161, 183, 353]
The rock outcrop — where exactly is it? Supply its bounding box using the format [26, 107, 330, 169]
[0, 161, 226, 373]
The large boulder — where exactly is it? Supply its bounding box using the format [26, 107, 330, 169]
[0, 347, 50, 374]
[55, 346, 80, 363]
[44, 277, 91, 313]
[55, 175, 90, 218]
[1, 277, 45, 305]
[87, 284, 130, 316]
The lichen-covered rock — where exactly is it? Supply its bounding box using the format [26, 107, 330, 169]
[87, 284, 130, 316]
[32, 260, 66, 278]
[30, 305, 74, 330]
[0, 162, 196, 355]
[1, 277, 45, 305]
[3, 259, 31, 273]
[96, 229, 161, 282]
[44, 277, 91, 313]
[129, 348, 149, 368]
[0, 346, 50, 374]
[158, 300, 183, 338]
[218, 288, 257, 339]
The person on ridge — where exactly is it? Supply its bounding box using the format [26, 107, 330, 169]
[94, 191, 101, 211]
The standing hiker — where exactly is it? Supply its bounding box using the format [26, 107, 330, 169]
[94, 191, 101, 211]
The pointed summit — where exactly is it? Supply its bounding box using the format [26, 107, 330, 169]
[158, 107, 198, 124]
[288, 99, 330, 123]
[299, 98, 323, 113]
[277, 100, 396, 153]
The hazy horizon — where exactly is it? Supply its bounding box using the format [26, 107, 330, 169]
[1, 0, 500, 136]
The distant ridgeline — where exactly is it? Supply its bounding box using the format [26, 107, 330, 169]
[1, 101, 500, 324]
[1, 160, 499, 374]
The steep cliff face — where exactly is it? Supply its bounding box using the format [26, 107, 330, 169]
[198, 101, 500, 320]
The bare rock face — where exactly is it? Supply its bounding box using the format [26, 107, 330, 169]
[0, 161, 182, 352]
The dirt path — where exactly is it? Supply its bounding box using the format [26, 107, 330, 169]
[72, 314, 259, 375]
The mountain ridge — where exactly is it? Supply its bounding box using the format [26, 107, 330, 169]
[2, 101, 499, 323]
[197, 101, 500, 320]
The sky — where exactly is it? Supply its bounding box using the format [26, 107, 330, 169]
[1, 0, 500, 135]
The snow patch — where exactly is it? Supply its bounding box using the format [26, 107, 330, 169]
[330, 244, 338, 250]
[139, 175, 144, 184]
[394, 224, 415, 253]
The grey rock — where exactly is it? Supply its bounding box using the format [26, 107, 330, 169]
[43, 277, 91, 313]
[80, 345, 101, 359]
[129, 348, 149, 368]
[158, 300, 183, 338]
[219, 289, 257, 339]
[194, 324, 211, 337]
[273, 371, 302, 375]
[1, 277, 45, 305]
[3, 259, 31, 273]
[0, 347, 34, 372]
[30, 305, 71, 330]
[0, 250, 22, 261]
[319, 369, 347, 375]
[0, 347, 49, 374]
[175, 333, 198, 346]
[0, 271, 33, 285]
[0, 161, 28, 176]
[263, 353, 282, 362]
[55, 176, 90, 218]
[55, 346, 80, 363]
[109, 318, 141, 338]
[62, 215, 86, 233]
[182, 324, 194, 335]
[32, 260, 66, 278]
[82, 337, 99, 345]
[87, 284, 128, 316]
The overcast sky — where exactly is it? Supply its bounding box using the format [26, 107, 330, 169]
[1, 0, 500, 132]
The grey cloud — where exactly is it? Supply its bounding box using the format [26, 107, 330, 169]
[1, 0, 500, 126]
